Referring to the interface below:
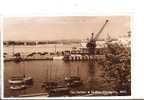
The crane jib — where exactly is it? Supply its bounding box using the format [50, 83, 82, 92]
[94, 20, 109, 41]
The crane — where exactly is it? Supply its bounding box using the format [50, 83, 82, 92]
[86, 20, 109, 55]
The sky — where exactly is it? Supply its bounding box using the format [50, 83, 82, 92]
[3, 16, 130, 41]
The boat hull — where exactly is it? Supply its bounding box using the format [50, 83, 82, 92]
[10, 85, 27, 90]
[8, 77, 33, 85]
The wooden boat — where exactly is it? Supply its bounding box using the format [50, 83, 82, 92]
[48, 87, 70, 97]
[65, 76, 80, 82]
[8, 75, 33, 84]
[8, 75, 24, 84]
[10, 84, 26, 90]
[64, 76, 82, 87]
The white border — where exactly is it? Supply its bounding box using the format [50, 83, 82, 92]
[1, 15, 4, 99]
[1, 14, 134, 99]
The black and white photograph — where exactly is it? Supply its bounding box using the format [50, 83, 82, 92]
[3, 16, 131, 97]
[1, 0, 144, 99]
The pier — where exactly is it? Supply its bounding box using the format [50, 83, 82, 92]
[63, 55, 105, 61]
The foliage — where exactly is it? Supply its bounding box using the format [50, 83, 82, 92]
[102, 43, 131, 95]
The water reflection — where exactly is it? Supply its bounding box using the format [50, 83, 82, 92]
[88, 60, 96, 91]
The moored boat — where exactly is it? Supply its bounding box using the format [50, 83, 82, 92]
[10, 84, 27, 90]
[48, 87, 70, 97]
[8, 75, 33, 84]
[64, 76, 83, 87]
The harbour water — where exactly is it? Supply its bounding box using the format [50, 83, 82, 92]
[4, 60, 113, 97]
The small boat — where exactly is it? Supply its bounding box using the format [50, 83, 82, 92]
[48, 87, 70, 97]
[68, 80, 82, 87]
[10, 84, 27, 90]
[64, 76, 82, 87]
[64, 76, 80, 82]
[8, 75, 33, 85]
[8, 75, 25, 84]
